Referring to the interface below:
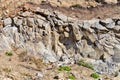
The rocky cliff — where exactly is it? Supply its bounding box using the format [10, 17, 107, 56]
[0, 2, 119, 76]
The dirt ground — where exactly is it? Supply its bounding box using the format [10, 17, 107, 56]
[35, 2, 120, 20]
[0, 0, 119, 20]
[0, 52, 119, 80]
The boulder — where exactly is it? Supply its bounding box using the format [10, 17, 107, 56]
[93, 60, 116, 74]
[27, 18, 35, 27]
[114, 26, 120, 31]
[100, 18, 115, 29]
[38, 42, 57, 63]
[0, 34, 11, 53]
[3, 18, 12, 27]
[55, 11, 68, 22]
[13, 17, 23, 26]
[112, 44, 120, 62]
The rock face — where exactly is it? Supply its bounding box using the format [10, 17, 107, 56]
[104, 0, 118, 4]
[0, 3, 120, 74]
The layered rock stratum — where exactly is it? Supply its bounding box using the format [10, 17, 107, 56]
[0, 1, 120, 80]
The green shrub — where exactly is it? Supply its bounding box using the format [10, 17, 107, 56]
[68, 75, 76, 80]
[5, 52, 13, 56]
[77, 60, 94, 70]
[70, 4, 82, 8]
[58, 66, 71, 71]
[114, 71, 119, 77]
[90, 73, 99, 79]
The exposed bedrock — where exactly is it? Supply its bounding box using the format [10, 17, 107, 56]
[0, 4, 120, 74]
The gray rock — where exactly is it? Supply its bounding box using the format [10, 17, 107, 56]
[27, 18, 35, 27]
[38, 42, 57, 63]
[100, 18, 115, 29]
[0, 34, 11, 52]
[112, 44, 120, 62]
[107, 22, 115, 29]
[83, 21, 94, 32]
[72, 22, 83, 40]
[88, 19, 107, 30]
[91, 21, 108, 30]
[37, 18, 45, 27]
[42, 50, 57, 63]
[101, 52, 113, 62]
[83, 21, 90, 29]
[114, 26, 120, 31]
[47, 16, 55, 27]
[36, 72, 44, 78]
[3, 18, 12, 27]
[42, 21, 50, 28]
[15, 19, 23, 26]
[60, 55, 70, 64]
[55, 11, 68, 22]
[80, 40, 97, 59]
[44, 9, 54, 16]
[26, 43, 36, 55]
[95, 41, 104, 50]
[93, 60, 116, 74]
[98, 33, 118, 52]
[3, 26, 18, 45]
[81, 51, 97, 59]
[104, 47, 114, 55]
[2, 26, 25, 49]
[53, 18, 64, 26]
[117, 20, 120, 25]
[13, 17, 23, 26]
[67, 17, 77, 23]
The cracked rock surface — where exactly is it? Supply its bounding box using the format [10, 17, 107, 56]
[0, 2, 120, 80]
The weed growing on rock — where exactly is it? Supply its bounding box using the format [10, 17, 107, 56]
[68, 75, 76, 80]
[114, 71, 119, 77]
[5, 52, 13, 56]
[58, 66, 71, 71]
[77, 60, 94, 70]
[70, 4, 82, 8]
[90, 73, 99, 79]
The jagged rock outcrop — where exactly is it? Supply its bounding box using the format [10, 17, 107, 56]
[96, 0, 118, 4]
[0, 3, 120, 74]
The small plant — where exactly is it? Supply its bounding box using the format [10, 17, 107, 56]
[2, 68, 12, 73]
[18, 51, 28, 62]
[18, 51, 27, 58]
[21, 72, 30, 76]
[58, 66, 71, 71]
[77, 60, 94, 70]
[68, 75, 76, 80]
[5, 52, 13, 56]
[70, 4, 82, 8]
[114, 71, 119, 77]
[90, 73, 99, 79]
